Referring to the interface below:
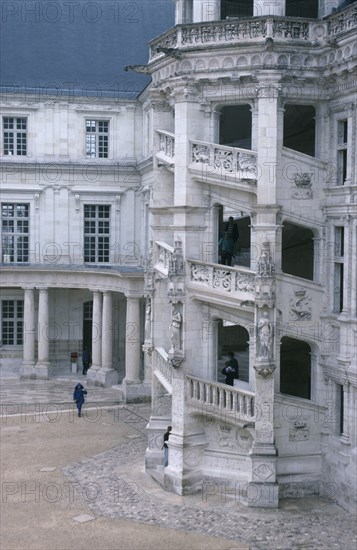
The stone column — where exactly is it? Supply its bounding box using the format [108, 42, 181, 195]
[122, 296, 147, 402]
[35, 287, 51, 379]
[96, 291, 118, 387]
[20, 287, 36, 379]
[87, 290, 102, 384]
[249, 361, 279, 507]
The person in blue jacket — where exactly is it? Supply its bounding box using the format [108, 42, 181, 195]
[73, 383, 87, 417]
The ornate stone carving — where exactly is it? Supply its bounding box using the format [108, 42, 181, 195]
[289, 419, 310, 441]
[236, 273, 255, 293]
[252, 463, 275, 481]
[273, 20, 309, 40]
[213, 268, 232, 291]
[293, 172, 313, 199]
[257, 241, 275, 278]
[191, 263, 209, 283]
[290, 289, 312, 320]
[254, 362, 276, 378]
[190, 140, 257, 178]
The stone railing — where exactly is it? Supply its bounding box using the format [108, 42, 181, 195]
[153, 347, 173, 393]
[156, 130, 175, 162]
[149, 17, 333, 60]
[190, 140, 257, 179]
[328, 4, 357, 37]
[155, 241, 174, 276]
[188, 259, 256, 298]
[186, 375, 255, 424]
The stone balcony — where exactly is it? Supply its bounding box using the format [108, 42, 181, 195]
[149, 6, 357, 62]
[188, 259, 256, 308]
[156, 130, 258, 190]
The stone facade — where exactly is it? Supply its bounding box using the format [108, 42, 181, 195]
[0, 0, 356, 511]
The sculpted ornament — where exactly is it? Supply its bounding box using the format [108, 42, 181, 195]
[256, 311, 273, 359]
[290, 289, 312, 320]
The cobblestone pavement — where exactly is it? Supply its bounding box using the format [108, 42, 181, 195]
[2, 377, 356, 549]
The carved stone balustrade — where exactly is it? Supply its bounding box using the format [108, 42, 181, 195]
[190, 140, 257, 182]
[148, 16, 343, 61]
[155, 241, 174, 277]
[153, 346, 173, 394]
[188, 259, 256, 305]
[328, 4, 357, 37]
[156, 130, 175, 167]
[186, 375, 255, 425]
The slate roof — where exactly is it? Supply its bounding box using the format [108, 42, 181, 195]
[0, 0, 174, 98]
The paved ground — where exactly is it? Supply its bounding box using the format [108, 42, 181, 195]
[1, 377, 356, 550]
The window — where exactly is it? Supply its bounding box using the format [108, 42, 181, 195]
[84, 205, 110, 263]
[333, 227, 344, 313]
[3, 117, 27, 156]
[85, 119, 109, 158]
[1, 300, 24, 345]
[337, 119, 348, 185]
[1, 203, 29, 262]
[339, 384, 344, 435]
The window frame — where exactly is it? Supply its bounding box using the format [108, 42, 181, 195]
[85, 118, 109, 159]
[83, 204, 111, 264]
[2, 116, 28, 156]
[1, 203, 29, 263]
[1, 299, 24, 346]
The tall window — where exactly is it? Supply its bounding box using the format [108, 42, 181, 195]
[1, 203, 29, 262]
[85, 119, 109, 158]
[337, 119, 348, 185]
[333, 227, 344, 313]
[84, 205, 110, 263]
[1, 300, 24, 345]
[3, 117, 27, 156]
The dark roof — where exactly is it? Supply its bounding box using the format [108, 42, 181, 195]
[0, 0, 174, 98]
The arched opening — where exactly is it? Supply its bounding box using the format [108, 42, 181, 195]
[283, 105, 316, 157]
[218, 321, 249, 383]
[218, 205, 251, 267]
[285, 0, 318, 18]
[221, 0, 253, 19]
[282, 222, 314, 280]
[280, 337, 311, 399]
[219, 105, 252, 150]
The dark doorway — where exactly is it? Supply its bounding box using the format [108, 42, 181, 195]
[280, 337, 311, 399]
[220, 105, 252, 150]
[82, 301, 93, 353]
[286, 0, 318, 18]
[283, 105, 316, 157]
[282, 222, 314, 280]
[218, 322, 249, 382]
[221, 0, 253, 19]
[218, 207, 251, 267]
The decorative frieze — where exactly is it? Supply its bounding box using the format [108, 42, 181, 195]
[328, 4, 357, 37]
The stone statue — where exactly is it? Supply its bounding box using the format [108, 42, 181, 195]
[257, 311, 273, 359]
[145, 299, 151, 341]
[169, 309, 182, 352]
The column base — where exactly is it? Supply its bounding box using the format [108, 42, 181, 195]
[145, 416, 171, 471]
[86, 367, 101, 386]
[35, 362, 52, 379]
[122, 379, 151, 403]
[20, 362, 36, 379]
[95, 368, 119, 388]
[247, 482, 279, 508]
